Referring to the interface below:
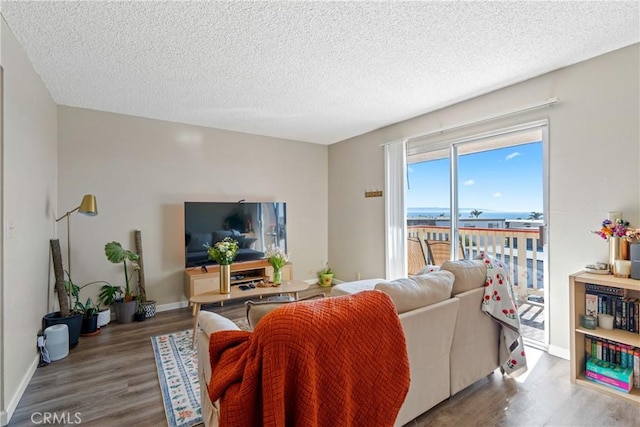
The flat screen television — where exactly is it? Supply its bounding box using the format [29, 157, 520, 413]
[184, 201, 287, 268]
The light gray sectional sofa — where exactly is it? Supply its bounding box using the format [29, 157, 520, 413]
[331, 259, 500, 426]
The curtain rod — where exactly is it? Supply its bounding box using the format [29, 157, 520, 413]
[381, 97, 559, 147]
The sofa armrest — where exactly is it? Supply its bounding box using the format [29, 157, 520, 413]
[197, 311, 240, 427]
[450, 287, 500, 395]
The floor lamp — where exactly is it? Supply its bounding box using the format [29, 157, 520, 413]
[56, 194, 98, 279]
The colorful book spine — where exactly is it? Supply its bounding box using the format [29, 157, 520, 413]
[585, 370, 632, 393]
[587, 357, 632, 382]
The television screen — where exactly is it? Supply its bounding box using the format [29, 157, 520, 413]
[184, 201, 287, 268]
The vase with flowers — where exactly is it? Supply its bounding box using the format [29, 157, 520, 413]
[592, 218, 639, 274]
[265, 244, 288, 286]
[205, 237, 239, 294]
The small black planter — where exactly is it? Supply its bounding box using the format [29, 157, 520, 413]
[43, 312, 83, 349]
[134, 312, 146, 322]
[81, 314, 99, 335]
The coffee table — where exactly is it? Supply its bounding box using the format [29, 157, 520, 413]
[190, 279, 310, 348]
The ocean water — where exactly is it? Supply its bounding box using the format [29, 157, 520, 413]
[407, 208, 542, 220]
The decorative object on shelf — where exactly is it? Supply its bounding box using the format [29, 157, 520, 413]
[592, 217, 636, 273]
[265, 244, 289, 286]
[205, 237, 239, 294]
[580, 314, 597, 330]
[597, 313, 614, 330]
[318, 262, 334, 287]
[614, 260, 632, 278]
[585, 263, 609, 275]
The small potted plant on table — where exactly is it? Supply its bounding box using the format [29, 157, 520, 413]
[318, 262, 334, 287]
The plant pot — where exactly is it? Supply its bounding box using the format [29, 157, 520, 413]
[134, 312, 146, 322]
[42, 312, 83, 349]
[320, 273, 334, 287]
[97, 308, 111, 327]
[142, 300, 156, 318]
[114, 300, 137, 324]
[81, 314, 99, 335]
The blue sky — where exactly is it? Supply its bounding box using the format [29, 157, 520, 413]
[407, 141, 543, 212]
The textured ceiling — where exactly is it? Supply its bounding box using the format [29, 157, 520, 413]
[1, 1, 638, 145]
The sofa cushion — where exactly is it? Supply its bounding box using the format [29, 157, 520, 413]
[245, 293, 325, 329]
[198, 311, 240, 336]
[440, 259, 487, 295]
[374, 270, 454, 314]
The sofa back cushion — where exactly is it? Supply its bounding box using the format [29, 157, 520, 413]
[440, 259, 487, 295]
[374, 270, 454, 314]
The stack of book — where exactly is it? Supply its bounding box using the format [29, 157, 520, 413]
[585, 336, 640, 391]
[586, 357, 634, 393]
[585, 283, 639, 333]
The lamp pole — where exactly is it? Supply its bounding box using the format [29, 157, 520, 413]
[56, 206, 80, 280]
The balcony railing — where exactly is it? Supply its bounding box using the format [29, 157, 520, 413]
[408, 225, 544, 299]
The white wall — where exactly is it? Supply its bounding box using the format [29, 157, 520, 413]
[57, 107, 328, 308]
[0, 17, 58, 425]
[328, 44, 640, 357]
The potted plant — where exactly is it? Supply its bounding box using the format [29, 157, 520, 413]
[77, 298, 99, 335]
[134, 296, 146, 322]
[97, 283, 122, 327]
[105, 241, 140, 323]
[318, 262, 334, 287]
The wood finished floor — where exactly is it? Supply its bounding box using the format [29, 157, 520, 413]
[10, 284, 640, 426]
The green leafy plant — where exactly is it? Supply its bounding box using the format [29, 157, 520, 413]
[204, 237, 239, 265]
[63, 272, 113, 313]
[98, 284, 122, 307]
[104, 241, 140, 301]
[76, 298, 98, 319]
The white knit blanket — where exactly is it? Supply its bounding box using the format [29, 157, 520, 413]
[480, 253, 528, 377]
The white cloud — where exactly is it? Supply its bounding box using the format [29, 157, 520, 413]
[506, 152, 521, 160]
[492, 192, 503, 198]
[463, 179, 475, 186]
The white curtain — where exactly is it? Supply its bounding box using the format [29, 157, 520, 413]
[384, 139, 407, 280]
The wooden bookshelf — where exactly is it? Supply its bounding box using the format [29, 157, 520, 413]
[569, 271, 640, 404]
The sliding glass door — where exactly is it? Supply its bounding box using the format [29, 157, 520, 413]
[406, 122, 549, 347]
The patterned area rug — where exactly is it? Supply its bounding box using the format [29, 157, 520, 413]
[151, 318, 250, 427]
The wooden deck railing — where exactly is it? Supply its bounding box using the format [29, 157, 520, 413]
[408, 225, 544, 299]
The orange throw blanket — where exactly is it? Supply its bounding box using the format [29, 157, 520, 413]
[208, 290, 410, 427]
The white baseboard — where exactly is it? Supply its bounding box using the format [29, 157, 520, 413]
[3, 354, 39, 425]
[548, 344, 570, 360]
[156, 301, 188, 312]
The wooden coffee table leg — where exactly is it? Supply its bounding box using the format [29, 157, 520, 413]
[192, 302, 201, 349]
